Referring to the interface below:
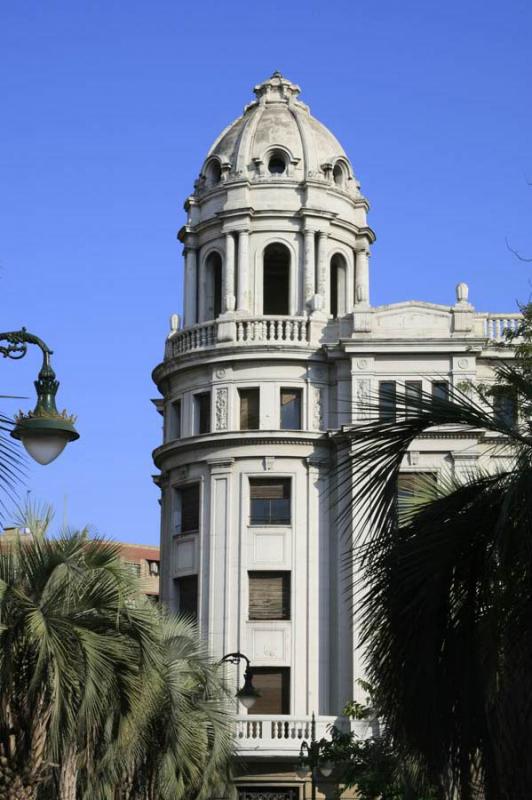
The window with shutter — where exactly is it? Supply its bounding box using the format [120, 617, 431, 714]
[405, 380, 422, 416]
[249, 479, 291, 525]
[280, 389, 302, 430]
[239, 388, 260, 430]
[194, 392, 211, 434]
[396, 473, 437, 520]
[249, 572, 290, 620]
[432, 381, 449, 403]
[379, 381, 396, 421]
[174, 484, 200, 534]
[247, 667, 290, 715]
[175, 575, 198, 620]
[493, 386, 517, 427]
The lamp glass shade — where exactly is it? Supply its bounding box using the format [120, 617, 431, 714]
[20, 432, 69, 465]
[295, 764, 308, 779]
[238, 693, 257, 710]
[320, 761, 334, 777]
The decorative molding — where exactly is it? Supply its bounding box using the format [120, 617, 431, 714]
[215, 387, 228, 431]
[312, 386, 324, 430]
[263, 456, 275, 471]
[407, 451, 419, 466]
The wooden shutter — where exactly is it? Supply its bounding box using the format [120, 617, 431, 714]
[250, 480, 289, 500]
[239, 389, 260, 430]
[248, 668, 290, 715]
[181, 484, 200, 533]
[249, 572, 290, 620]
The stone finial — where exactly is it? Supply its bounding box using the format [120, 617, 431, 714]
[253, 72, 301, 103]
[169, 313, 180, 335]
[455, 282, 469, 305]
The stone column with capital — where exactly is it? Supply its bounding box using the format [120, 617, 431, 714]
[303, 229, 316, 308]
[237, 230, 249, 313]
[354, 247, 370, 307]
[316, 231, 328, 308]
[184, 247, 198, 327]
[224, 233, 236, 313]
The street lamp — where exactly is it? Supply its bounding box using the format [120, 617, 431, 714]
[220, 651, 261, 710]
[1, 328, 79, 465]
[296, 713, 334, 800]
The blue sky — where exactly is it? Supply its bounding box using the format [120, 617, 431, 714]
[1, 0, 531, 543]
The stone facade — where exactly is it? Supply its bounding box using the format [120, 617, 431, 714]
[152, 73, 519, 798]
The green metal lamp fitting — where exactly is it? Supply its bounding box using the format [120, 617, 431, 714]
[1, 328, 79, 465]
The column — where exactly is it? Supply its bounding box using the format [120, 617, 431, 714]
[354, 247, 370, 306]
[236, 230, 249, 313]
[184, 247, 197, 327]
[316, 231, 328, 302]
[304, 229, 316, 305]
[224, 233, 236, 312]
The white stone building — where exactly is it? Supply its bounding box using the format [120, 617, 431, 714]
[152, 72, 519, 799]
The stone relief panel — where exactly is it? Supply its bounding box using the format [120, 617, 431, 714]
[215, 387, 228, 431]
[354, 378, 371, 420]
[312, 386, 324, 430]
[251, 628, 287, 662]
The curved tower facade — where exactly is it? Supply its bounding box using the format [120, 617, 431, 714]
[153, 72, 514, 797]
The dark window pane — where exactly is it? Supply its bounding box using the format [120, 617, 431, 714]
[194, 392, 211, 434]
[249, 572, 290, 620]
[247, 667, 290, 715]
[172, 400, 181, 439]
[239, 388, 260, 430]
[396, 473, 437, 519]
[250, 479, 291, 525]
[493, 388, 517, 427]
[405, 381, 422, 417]
[175, 484, 200, 534]
[379, 381, 396, 421]
[280, 389, 301, 430]
[432, 381, 449, 403]
[175, 575, 198, 620]
[263, 244, 290, 315]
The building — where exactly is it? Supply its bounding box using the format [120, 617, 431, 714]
[152, 72, 519, 798]
[0, 527, 160, 601]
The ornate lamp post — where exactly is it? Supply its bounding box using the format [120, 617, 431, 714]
[1, 328, 79, 465]
[295, 714, 334, 800]
[220, 651, 261, 710]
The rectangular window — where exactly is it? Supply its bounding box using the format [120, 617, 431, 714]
[247, 667, 290, 715]
[171, 399, 181, 439]
[379, 381, 396, 421]
[174, 484, 200, 534]
[175, 575, 198, 620]
[249, 571, 291, 620]
[405, 380, 422, 417]
[249, 478, 291, 526]
[280, 388, 302, 430]
[493, 387, 517, 427]
[194, 392, 211, 434]
[239, 388, 260, 430]
[432, 381, 449, 403]
[396, 472, 437, 520]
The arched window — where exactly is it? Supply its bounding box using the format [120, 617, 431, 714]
[268, 151, 287, 175]
[205, 252, 222, 320]
[333, 162, 345, 187]
[205, 159, 222, 187]
[330, 254, 347, 317]
[263, 243, 290, 315]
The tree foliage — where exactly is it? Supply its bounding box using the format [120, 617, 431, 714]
[342, 309, 532, 800]
[0, 508, 232, 800]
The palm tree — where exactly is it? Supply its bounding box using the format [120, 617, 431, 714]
[0, 507, 233, 800]
[343, 309, 532, 800]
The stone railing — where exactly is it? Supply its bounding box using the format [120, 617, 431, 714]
[234, 714, 374, 755]
[165, 317, 311, 358]
[477, 313, 522, 341]
[235, 317, 310, 344]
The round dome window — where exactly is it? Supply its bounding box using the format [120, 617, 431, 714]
[268, 153, 286, 175]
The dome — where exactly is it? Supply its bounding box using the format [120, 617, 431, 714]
[196, 72, 359, 195]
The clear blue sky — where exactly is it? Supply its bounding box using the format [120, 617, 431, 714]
[1, 0, 531, 543]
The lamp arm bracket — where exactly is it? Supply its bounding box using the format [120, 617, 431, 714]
[0, 329, 54, 371]
[219, 651, 251, 669]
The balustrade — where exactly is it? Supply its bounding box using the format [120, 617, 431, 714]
[478, 313, 522, 341]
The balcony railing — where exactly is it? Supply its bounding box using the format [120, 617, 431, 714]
[234, 714, 374, 755]
[478, 313, 522, 341]
[165, 317, 311, 358]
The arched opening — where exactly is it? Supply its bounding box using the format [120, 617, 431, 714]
[263, 243, 290, 315]
[205, 252, 222, 320]
[205, 159, 222, 187]
[330, 253, 347, 317]
[333, 162, 345, 187]
[268, 151, 287, 175]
